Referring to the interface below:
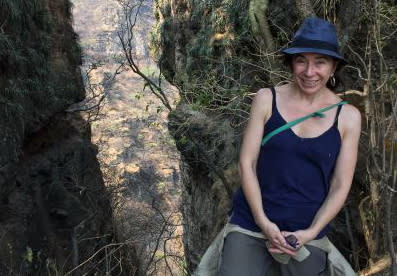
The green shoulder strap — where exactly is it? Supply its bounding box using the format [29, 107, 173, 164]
[261, 101, 348, 146]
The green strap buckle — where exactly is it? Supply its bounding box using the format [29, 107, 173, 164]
[312, 112, 326, 118]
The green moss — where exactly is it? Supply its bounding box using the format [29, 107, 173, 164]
[0, 0, 83, 111]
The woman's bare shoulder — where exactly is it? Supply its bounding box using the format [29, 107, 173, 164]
[340, 104, 361, 125]
[251, 88, 273, 120]
[339, 103, 362, 137]
[255, 87, 273, 100]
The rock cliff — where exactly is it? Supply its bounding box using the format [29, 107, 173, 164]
[0, 0, 114, 274]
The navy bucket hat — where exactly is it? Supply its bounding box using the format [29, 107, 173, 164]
[281, 17, 347, 64]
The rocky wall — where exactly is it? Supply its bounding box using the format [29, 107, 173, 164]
[0, 0, 115, 273]
[0, 0, 84, 189]
[0, 113, 113, 274]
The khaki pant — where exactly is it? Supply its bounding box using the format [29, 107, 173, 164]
[219, 232, 327, 276]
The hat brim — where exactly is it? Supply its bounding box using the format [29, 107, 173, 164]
[281, 47, 347, 64]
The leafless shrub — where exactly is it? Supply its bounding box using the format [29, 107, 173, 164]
[66, 61, 126, 123]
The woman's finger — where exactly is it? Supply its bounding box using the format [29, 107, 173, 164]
[268, 242, 297, 256]
[269, 233, 282, 245]
[268, 247, 284, 254]
[276, 234, 288, 247]
[268, 243, 285, 254]
[275, 244, 297, 256]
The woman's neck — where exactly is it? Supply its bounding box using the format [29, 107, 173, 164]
[289, 82, 328, 106]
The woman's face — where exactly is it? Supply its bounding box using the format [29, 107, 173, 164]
[292, 53, 338, 94]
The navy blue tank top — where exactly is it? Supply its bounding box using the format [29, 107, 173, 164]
[230, 87, 343, 239]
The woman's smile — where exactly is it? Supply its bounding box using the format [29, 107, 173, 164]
[301, 79, 320, 87]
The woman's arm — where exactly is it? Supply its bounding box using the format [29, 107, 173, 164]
[239, 88, 270, 230]
[282, 104, 362, 245]
[239, 88, 296, 254]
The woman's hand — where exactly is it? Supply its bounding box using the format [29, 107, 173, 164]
[281, 229, 317, 249]
[262, 222, 297, 256]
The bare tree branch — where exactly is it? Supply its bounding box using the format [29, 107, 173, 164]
[117, 0, 173, 112]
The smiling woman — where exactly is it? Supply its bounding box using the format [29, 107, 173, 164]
[292, 53, 337, 94]
[216, 17, 362, 276]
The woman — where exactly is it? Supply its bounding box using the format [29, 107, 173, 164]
[219, 17, 361, 275]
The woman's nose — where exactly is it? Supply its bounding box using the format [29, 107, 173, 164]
[304, 63, 315, 76]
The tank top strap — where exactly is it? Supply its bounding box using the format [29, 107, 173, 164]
[269, 86, 276, 112]
[333, 102, 344, 126]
